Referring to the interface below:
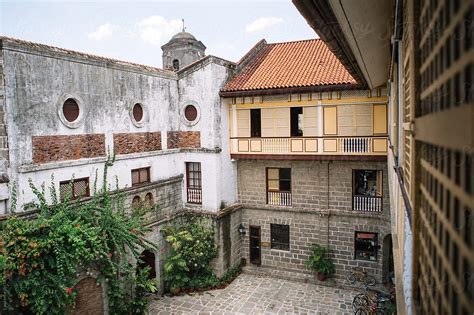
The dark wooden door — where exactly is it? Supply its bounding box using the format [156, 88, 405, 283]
[249, 226, 261, 265]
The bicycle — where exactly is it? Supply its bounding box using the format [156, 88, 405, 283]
[352, 287, 394, 314]
[346, 267, 376, 286]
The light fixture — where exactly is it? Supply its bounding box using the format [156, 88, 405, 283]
[238, 224, 246, 236]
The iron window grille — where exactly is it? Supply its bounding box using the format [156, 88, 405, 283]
[59, 177, 90, 201]
[271, 224, 290, 251]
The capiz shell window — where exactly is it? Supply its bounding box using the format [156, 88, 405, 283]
[59, 178, 90, 201]
[354, 232, 378, 261]
[63, 98, 80, 122]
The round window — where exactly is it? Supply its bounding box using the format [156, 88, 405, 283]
[184, 105, 197, 122]
[63, 98, 80, 122]
[133, 103, 143, 122]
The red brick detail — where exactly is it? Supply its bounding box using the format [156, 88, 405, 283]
[32, 134, 106, 164]
[113, 132, 162, 155]
[167, 131, 201, 149]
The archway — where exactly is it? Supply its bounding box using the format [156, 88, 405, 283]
[382, 234, 394, 284]
[138, 249, 156, 280]
[70, 277, 103, 315]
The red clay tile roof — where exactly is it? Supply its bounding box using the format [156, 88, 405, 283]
[221, 39, 357, 94]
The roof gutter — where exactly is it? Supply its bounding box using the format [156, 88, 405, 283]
[292, 0, 368, 88]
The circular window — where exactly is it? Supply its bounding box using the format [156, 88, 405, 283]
[63, 98, 80, 122]
[184, 105, 198, 122]
[133, 103, 143, 122]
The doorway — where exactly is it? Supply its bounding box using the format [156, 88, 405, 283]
[382, 234, 394, 284]
[249, 226, 261, 265]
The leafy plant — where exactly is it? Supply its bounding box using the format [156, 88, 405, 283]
[305, 244, 336, 276]
[0, 154, 157, 314]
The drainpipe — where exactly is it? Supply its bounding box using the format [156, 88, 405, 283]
[327, 161, 332, 249]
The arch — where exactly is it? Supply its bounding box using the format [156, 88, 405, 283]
[172, 59, 180, 71]
[144, 192, 153, 208]
[138, 249, 157, 280]
[382, 234, 394, 284]
[132, 196, 141, 209]
[70, 277, 103, 315]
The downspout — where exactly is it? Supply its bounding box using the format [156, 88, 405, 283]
[327, 161, 332, 249]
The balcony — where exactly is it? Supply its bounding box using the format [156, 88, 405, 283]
[187, 188, 202, 204]
[231, 136, 387, 157]
[267, 191, 292, 206]
[352, 195, 383, 212]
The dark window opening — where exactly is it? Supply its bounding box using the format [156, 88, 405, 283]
[290, 107, 303, 136]
[132, 196, 141, 209]
[63, 98, 80, 122]
[133, 103, 143, 122]
[250, 109, 261, 137]
[138, 250, 156, 280]
[184, 105, 198, 121]
[271, 224, 290, 251]
[353, 170, 382, 197]
[172, 59, 180, 71]
[59, 177, 90, 201]
[354, 232, 378, 261]
[131, 167, 151, 186]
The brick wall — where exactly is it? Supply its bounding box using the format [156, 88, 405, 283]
[113, 132, 161, 155]
[32, 134, 106, 164]
[167, 131, 200, 149]
[237, 159, 391, 284]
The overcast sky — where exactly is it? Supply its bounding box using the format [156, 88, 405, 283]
[0, 0, 318, 68]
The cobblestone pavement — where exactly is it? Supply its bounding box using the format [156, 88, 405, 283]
[148, 273, 359, 314]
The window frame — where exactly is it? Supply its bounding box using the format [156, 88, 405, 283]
[186, 162, 202, 190]
[59, 177, 90, 201]
[270, 224, 290, 251]
[250, 108, 261, 138]
[352, 169, 383, 197]
[354, 231, 378, 261]
[266, 168, 291, 193]
[131, 167, 151, 187]
[290, 107, 303, 137]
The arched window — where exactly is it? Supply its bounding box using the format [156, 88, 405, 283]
[172, 59, 180, 71]
[138, 250, 156, 280]
[144, 192, 153, 208]
[132, 196, 141, 209]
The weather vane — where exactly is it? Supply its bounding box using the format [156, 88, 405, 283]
[182, 19, 186, 32]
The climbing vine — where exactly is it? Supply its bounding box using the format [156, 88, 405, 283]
[0, 155, 157, 314]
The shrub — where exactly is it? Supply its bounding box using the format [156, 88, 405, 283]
[305, 244, 336, 276]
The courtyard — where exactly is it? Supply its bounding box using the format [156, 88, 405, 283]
[148, 273, 358, 314]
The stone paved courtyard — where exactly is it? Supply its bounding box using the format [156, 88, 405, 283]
[148, 273, 359, 314]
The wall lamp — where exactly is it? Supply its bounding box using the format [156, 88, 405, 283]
[237, 224, 246, 236]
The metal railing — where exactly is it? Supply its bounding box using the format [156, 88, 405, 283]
[187, 188, 202, 204]
[267, 191, 292, 206]
[353, 195, 383, 212]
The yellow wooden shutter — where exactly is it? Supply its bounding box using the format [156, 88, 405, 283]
[274, 108, 290, 137]
[303, 106, 317, 136]
[261, 108, 275, 137]
[373, 104, 387, 134]
[237, 109, 250, 137]
[323, 106, 337, 135]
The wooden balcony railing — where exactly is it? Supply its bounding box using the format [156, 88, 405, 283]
[353, 195, 383, 212]
[231, 136, 387, 156]
[187, 188, 202, 204]
[267, 191, 292, 206]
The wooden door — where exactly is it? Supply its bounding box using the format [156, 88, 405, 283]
[249, 226, 261, 265]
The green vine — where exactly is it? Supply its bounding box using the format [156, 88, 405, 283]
[0, 156, 157, 314]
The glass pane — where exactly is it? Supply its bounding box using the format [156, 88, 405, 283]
[280, 168, 291, 180]
[268, 168, 279, 180]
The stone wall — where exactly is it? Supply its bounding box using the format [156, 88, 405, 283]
[237, 159, 391, 284]
[32, 134, 106, 164]
[113, 132, 162, 155]
[167, 131, 201, 149]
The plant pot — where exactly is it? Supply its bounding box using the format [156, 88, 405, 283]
[170, 287, 180, 295]
[317, 273, 327, 281]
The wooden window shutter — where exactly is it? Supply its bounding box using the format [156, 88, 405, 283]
[303, 106, 317, 136]
[373, 104, 387, 134]
[323, 106, 337, 135]
[236, 109, 250, 137]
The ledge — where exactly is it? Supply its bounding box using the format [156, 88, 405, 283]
[231, 154, 387, 161]
[18, 148, 222, 173]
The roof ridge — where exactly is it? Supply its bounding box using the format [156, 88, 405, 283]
[0, 36, 173, 74]
[266, 38, 321, 45]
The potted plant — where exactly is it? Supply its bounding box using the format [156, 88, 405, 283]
[305, 244, 336, 281]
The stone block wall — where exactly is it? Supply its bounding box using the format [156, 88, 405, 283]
[167, 131, 200, 149]
[32, 134, 106, 164]
[237, 159, 391, 284]
[113, 132, 162, 155]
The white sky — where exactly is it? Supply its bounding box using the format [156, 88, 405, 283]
[0, 0, 318, 68]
